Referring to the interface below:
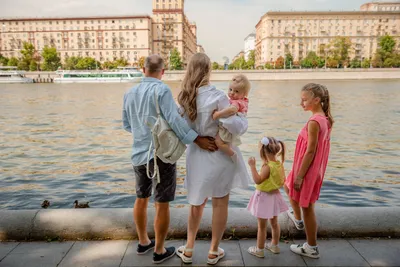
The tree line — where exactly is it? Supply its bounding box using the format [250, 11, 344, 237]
[0, 42, 150, 71]
[217, 35, 400, 70]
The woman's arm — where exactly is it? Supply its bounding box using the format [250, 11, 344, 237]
[248, 157, 270, 185]
[294, 120, 319, 191]
[216, 91, 248, 136]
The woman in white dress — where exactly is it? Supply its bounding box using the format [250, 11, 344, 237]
[176, 53, 250, 265]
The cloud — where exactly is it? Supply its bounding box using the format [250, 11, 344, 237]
[0, 0, 368, 61]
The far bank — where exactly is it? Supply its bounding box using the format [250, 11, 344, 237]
[23, 68, 400, 82]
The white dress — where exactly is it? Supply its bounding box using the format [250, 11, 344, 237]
[183, 85, 250, 205]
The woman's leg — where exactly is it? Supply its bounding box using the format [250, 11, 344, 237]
[183, 198, 207, 256]
[302, 203, 317, 246]
[269, 216, 280, 246]
[257, 218, 268, 249]
[284, 184, 302, 220]
[209, 194, 230, 258]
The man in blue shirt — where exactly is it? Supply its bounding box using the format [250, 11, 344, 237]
[123, 55, 216, 264]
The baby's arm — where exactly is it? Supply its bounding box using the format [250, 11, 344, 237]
[248, 157, 270, 185]
[212, 105, 238, 120]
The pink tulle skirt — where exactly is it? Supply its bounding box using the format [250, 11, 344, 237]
[247, 190, 289, 219]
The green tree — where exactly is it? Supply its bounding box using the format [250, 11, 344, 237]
[328, 37, 352, 65]
[41, 46, 61, 71]
[114, 58, 128, 67]
[138, 56, 146, 69]
[19, 42, 37, 71]
[378, 35, 396, 55]
[212, 62, 220, 70]
[76, 57, 98, 70]
[7, 57, 19, 67]
[350, 58, 361, 68]
[169, 48, 183, 70]
[285, 53, 293, 69]
[246, 50, 255, 69]
[233, 56, 246, 69]
[64, 56, 81, 70]
[0, 54, 9, 66]
[361, 59, 371, 68]
[29, 60, 38, 71]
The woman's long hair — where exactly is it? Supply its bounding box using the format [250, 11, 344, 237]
[178, 53, 211, 121]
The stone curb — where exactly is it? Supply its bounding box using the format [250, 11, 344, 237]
[0, 207, 399, 241]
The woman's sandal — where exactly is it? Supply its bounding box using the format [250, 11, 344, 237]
[207, 247, 225, 265]
[176, 245, 194, 264]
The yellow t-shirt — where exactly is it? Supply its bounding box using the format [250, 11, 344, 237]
[256, 161, 285, 192]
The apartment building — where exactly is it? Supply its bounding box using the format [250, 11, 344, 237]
[255, 1, 400, 66]
[0, 0, 200, 67]
[244, 33, 256, 61]
[152, 0, 198, 67]
[0, 16, 152, 64]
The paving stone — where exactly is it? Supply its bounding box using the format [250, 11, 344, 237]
[0, 241, 74, 267]
[121, 240, 183, 267]
[188, 240, 244, 266]
[297, 239, 370, 267]
[240, 239, 306, 266]
[0, 242, 19, 261]
[349, 239, 400, 267]
[58, 240, 129, 267]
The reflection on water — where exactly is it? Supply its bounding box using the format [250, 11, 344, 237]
[0, 80, 399, 209]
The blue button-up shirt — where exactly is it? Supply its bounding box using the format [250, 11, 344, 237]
[123, 77, 198, 166]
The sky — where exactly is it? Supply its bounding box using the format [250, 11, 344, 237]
[0, 0, 385, 62]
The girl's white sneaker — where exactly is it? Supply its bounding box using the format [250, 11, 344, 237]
[247, 246, 265, 258]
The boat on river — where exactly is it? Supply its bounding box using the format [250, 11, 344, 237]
[0, 66, 34, 84]
[54, 67, 143, 83]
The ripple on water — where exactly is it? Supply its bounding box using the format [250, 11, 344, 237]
[0, 81, 400, 209]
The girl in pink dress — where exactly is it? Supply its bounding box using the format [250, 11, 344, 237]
[284, 83, 333, 259]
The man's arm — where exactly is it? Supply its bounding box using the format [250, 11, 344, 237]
[159, 87, 217, 151]
[122, 94, 132, 133]
[158, 88, 198, 144]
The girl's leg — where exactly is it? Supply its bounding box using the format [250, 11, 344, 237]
[257, 218, 268, 249]
[284, 184, 302, 220]
[269, 216, 280, 246]
[302, 203, 317, 246]
[209, 194, 230, 258]
[183, 198, 207, 256]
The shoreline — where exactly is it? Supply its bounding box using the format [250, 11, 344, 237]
[0, 207, 399, 241]
[16, 68, 400, 82]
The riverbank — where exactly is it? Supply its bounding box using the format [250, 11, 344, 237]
[22, 68, 400, 82]
[0, 207, 398, 241]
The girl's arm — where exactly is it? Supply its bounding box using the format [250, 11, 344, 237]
[248, 157, 270, 185]
[294, 120, 319, 190]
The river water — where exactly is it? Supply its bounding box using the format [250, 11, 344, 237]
[0, 80, 399, 209]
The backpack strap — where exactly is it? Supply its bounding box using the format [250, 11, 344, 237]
[146, 86, 161, 184]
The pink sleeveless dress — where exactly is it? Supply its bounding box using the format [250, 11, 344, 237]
[285, 114, 331, 208]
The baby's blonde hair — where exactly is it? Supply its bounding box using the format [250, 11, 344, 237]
[230, 74, 251, 96]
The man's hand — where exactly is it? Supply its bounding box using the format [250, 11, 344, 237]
[194, 136, 218, 152]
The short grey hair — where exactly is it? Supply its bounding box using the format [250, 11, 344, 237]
[144, 55, 164, 73]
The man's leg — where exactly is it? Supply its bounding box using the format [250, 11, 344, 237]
[153, 160, 177, 257]
[154, 202, 170, 254]
[133, 164, 154, 246]
[134, 198, 151, 245]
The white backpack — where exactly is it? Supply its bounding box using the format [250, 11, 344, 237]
[146, 86, 186, 183]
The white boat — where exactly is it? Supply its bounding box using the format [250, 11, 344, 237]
[0, 66, 34, 84]
[54, 67, 144, 83]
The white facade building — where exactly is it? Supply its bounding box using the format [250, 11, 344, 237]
[244, 33, 256, 60]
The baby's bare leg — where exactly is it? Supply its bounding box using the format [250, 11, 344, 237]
[215, 133, 235, 157]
